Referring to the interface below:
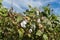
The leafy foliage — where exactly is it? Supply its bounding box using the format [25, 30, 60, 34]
[22, 5, 60, 40]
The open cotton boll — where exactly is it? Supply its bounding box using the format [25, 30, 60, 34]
[29, 29, 32, 33]
[20, 20, 28, 28]
[36, 10, 39, 15]
[41, 16, 46, 20]
[37, 18, 41, 23]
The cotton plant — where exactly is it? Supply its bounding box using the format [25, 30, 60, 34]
[18, 5, 60, 40]
[0, 1, 60, 40]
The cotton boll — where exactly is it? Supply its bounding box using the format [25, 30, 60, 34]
[20, 20, 28, 28]
[38, 24, 43, 29]
[41, 16, 46, 20]
[36, 10, 39, 15]
[29, 29, 32, 33]
[37, 18, 41, 23]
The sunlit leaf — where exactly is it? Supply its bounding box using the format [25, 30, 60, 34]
[43, 34, 48, 40]
[36, 30, 43, 36]
[18, 28, 25, 38]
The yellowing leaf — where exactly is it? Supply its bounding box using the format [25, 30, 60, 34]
[28, 34, 31, 38]
[18, 28, 25, 38]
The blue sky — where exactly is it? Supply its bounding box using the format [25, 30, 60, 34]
[2, 0, 60, 15]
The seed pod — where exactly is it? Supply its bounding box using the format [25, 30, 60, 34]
[38, 24, 43, 29]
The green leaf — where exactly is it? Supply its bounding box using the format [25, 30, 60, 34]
[49, 27, 54, 31]
[0, 28, 2, 32]
[0, 0, 2, 3]
[16, 16, 22, 22]
[36, 30, 43, 36]
[18, 28, 25, 38]
[43, 34, 48, 40]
